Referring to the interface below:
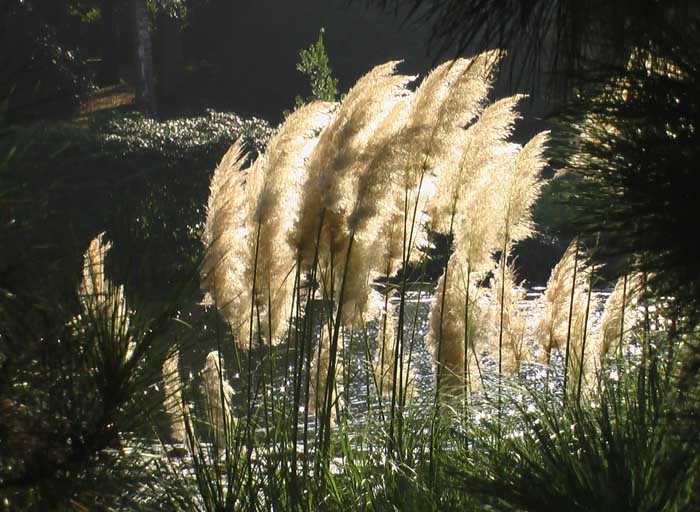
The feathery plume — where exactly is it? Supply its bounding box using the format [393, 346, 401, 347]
[409, 53, 496, 163]
[291, 62, 416, 331]
[77, 233, 132, 361]
[428, 95, 526, 235]
[243, 102, 336, 344]
[200, 140, 251, 342]
[451, 170, 502, 274]
[202, 104, 336, 347]
[292, 61, 414, 266]
[494, 131, 550, 247]
[427, 255, 486, 395]
[162, 350, 186, 444]
[534, 241, 592, 371]
[485, 257, 529, 375]
[308, 328, 343, 422]
[201, 351, 235, 442]
[596, 272, 645, 360]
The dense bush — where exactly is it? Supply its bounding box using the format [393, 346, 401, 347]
[0, 109, 272, 300]
[0, 1, 93, 121]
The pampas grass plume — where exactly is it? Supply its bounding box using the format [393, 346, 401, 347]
[78, 233, 132, 361]
[202, 351, 235, 441]
[162, 350, 186, 444]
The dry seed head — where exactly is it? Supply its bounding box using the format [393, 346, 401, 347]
[534, 241, 591, 367]
[202, 350, 235, 441]
[402, 54, 497, 193]
[427, 255, 487, 395]
[430, 93, 527, 230]
[80, 232, 111, 299]
[162, 350, 185, 444]
[452, 169, 502, 273]
[77, 233, 133, 360]
[243, 102, 336, 344]
[596, 272, 645, 360]
[203, 140, 248, 248]
[347, 93, 414, 233]
[485, 257, 530, 375]
[495, 131, 550, 246]
[410, 54, 495, 151]
[292, 63, 415, 331]
[201, 141, 251, 342]
[293, 63, 414, 264]
[424, 53, 498, 162]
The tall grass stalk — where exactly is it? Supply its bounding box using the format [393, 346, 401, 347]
[562, 236, 580, 399]
[576, 262, 596, 404]
[196, 53, 553, 509]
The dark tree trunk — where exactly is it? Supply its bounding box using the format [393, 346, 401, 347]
[131, 0, 157, 118]
[155, 6, 184, 112]
[97, 0, 120, 86]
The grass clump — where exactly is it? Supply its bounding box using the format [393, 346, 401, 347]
[2, 49, 700, 512]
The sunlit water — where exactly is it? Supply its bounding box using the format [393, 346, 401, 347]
[178, 288, 621, 432]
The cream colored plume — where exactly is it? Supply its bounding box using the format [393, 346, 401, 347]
[485, 257, 529, 375]
[427, 255, 486, 395]
[162, 350, 186, 444]
[408, 53, 497, 164]
[534, 242, 592, 375]
[203, 140, 247, 247]
[293, 61, 415, 266]
[242, 102, 336, 344]
[428, 95, 524, 235]
[337, 96, 416, 325]
[201, 351, 235, 442]
[77, 233, 132, 361]
[308, 328, 343, 422]
[596, 272, 645, 360]
[292, 63, 416, 330]
[200, 140, 251, 341]
[202, 103, 336, 347]
[494, 131, 549, 247]
[451, 170, 502, 274]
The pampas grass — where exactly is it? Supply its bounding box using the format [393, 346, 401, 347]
[195, 53, 579, 507]
[77, 232, 133, 361]
[485, 257, 528, 375]
[201, 350, 235, 443]
[535, 241, 589, 366]
[374, 297, 416, 398]
[201, 140, 251, 345]
[12, 50, 695, 511]
[308, 328, 343, 421]
[428, 257, 486, 396]
[597, 272, 645, 360]
[162, 350, 186, 444]
[244, 102, 336, 345]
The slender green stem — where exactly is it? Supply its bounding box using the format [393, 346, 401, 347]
[497, 239, 509, 448]
[463, 266, 472, 442]
[319, 230, 355, 469]
[563, 236, 580, 400]
[618, 272, 629, 359]
[577, 263, 595, 405]
[390, 169, 425, 456]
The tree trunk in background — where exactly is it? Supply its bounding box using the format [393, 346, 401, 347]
[131, 0, 157, 118]
[156, 6, 184, 112]
[98, 0, 120, 86]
